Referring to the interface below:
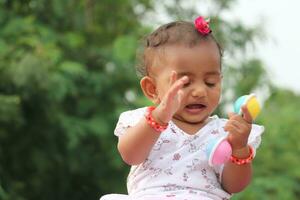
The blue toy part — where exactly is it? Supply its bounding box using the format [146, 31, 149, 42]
[233, 93, 261, 120]
[233, 95, 247, 114]
[206, 137, 220, 159]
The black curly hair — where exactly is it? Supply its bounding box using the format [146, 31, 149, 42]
[136, 21, 223, 78]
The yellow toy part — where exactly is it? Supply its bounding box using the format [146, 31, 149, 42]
[234, 93, 261, 120]
[246, 94, 261, 120]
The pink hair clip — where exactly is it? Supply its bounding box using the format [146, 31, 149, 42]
[194, 16, 211, 36]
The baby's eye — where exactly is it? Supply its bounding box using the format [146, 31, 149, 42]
[205, 82, 216, 87]
[183, 81, 191, 88]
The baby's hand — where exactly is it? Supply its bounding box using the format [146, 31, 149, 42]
[224, 106, 252, 150]
[152, 71, 189, 124]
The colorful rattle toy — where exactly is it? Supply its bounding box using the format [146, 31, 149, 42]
[206, 94, 261, 166]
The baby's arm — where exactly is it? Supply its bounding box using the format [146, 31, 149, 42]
[221, 106, 253, 194]
[117, 115, 163, 165]
[117, 72, 188, 165]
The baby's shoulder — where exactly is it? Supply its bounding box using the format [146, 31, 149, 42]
[114, 107, 147, 137]
[119, 107, 147, 119]
[117, 107, 147, 126]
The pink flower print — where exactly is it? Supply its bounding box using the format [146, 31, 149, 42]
[201, 168, 208, 178]
[188, 190, 197, 195]
[150, 167, 162, 178]
[198, 142, 206, 151]
[142, 159, 152, 170]
[153, 139, 170, 151]
[178, 139, 191, 148]
[203, 174, 220, 191]
[163, 184, 185, 191]
[188, 143, 199, 153]
[163, 184, 177, 191]
[192, 135, 199, 140]
[211, 129, 219, 135]
[183, 173, 189, 181]
[173, 153, 181, 161]
[170, 128, 177, 134]
[207, 179, 218, 190]
[164, 167, 173, 175]
[205, 184, 213, 189]
[186, 159, 203, 172]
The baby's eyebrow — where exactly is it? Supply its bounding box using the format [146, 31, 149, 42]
[205, 71, 221, 76]
[177, 72, 193, 77]
[176, 71, 221, 77]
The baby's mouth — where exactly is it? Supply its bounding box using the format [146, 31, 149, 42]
[185, 104, 207, 114]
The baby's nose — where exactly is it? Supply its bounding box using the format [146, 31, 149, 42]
[191, 86, 206, 97]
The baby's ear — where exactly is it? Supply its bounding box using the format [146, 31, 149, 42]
[140, 76, 159, 104]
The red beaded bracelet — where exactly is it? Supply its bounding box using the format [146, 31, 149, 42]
[145, 106, 168, 132]
[230, 146, 254, 165]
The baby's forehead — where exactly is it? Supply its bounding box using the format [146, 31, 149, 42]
[163, 41, 219, 58]
[148, 46, 221, 76]
[175, 70, 221, 78]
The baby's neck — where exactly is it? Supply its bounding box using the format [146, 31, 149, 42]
[171, 117, 211, 135]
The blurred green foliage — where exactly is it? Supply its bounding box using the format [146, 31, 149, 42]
[234, 89, 300, 200]
[0, 0, 299, 200]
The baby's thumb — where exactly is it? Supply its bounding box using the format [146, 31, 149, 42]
[227, 112, 235, 119]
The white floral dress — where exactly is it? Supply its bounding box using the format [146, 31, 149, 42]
[100, 107, 264, 200]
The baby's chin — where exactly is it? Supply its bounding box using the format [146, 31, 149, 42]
[173, 114, 210, 125]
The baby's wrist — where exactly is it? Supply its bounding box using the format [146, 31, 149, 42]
[150, 107, 169, 125]
[145, 106, 169, 133]
[230, 145, 254, 165]
[231, 146, 250, 159]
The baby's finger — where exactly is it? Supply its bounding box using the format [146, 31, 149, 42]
[167, 76, 189, 98]
[169, 71, 177, 85]
[228, 120, 242, 129]
[223, 123, 237, 133]
[241, 105, 253, 124]
[227, 112, 237, 119]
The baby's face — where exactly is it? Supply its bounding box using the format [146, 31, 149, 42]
[150, 40, 222, 124]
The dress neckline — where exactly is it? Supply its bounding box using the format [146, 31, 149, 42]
[169, 115, 218, 137]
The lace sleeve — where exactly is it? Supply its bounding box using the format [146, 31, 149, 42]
[248, 124, 265, 156]
[114, 107, 147, 137]
[212, 118, 265, 182]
